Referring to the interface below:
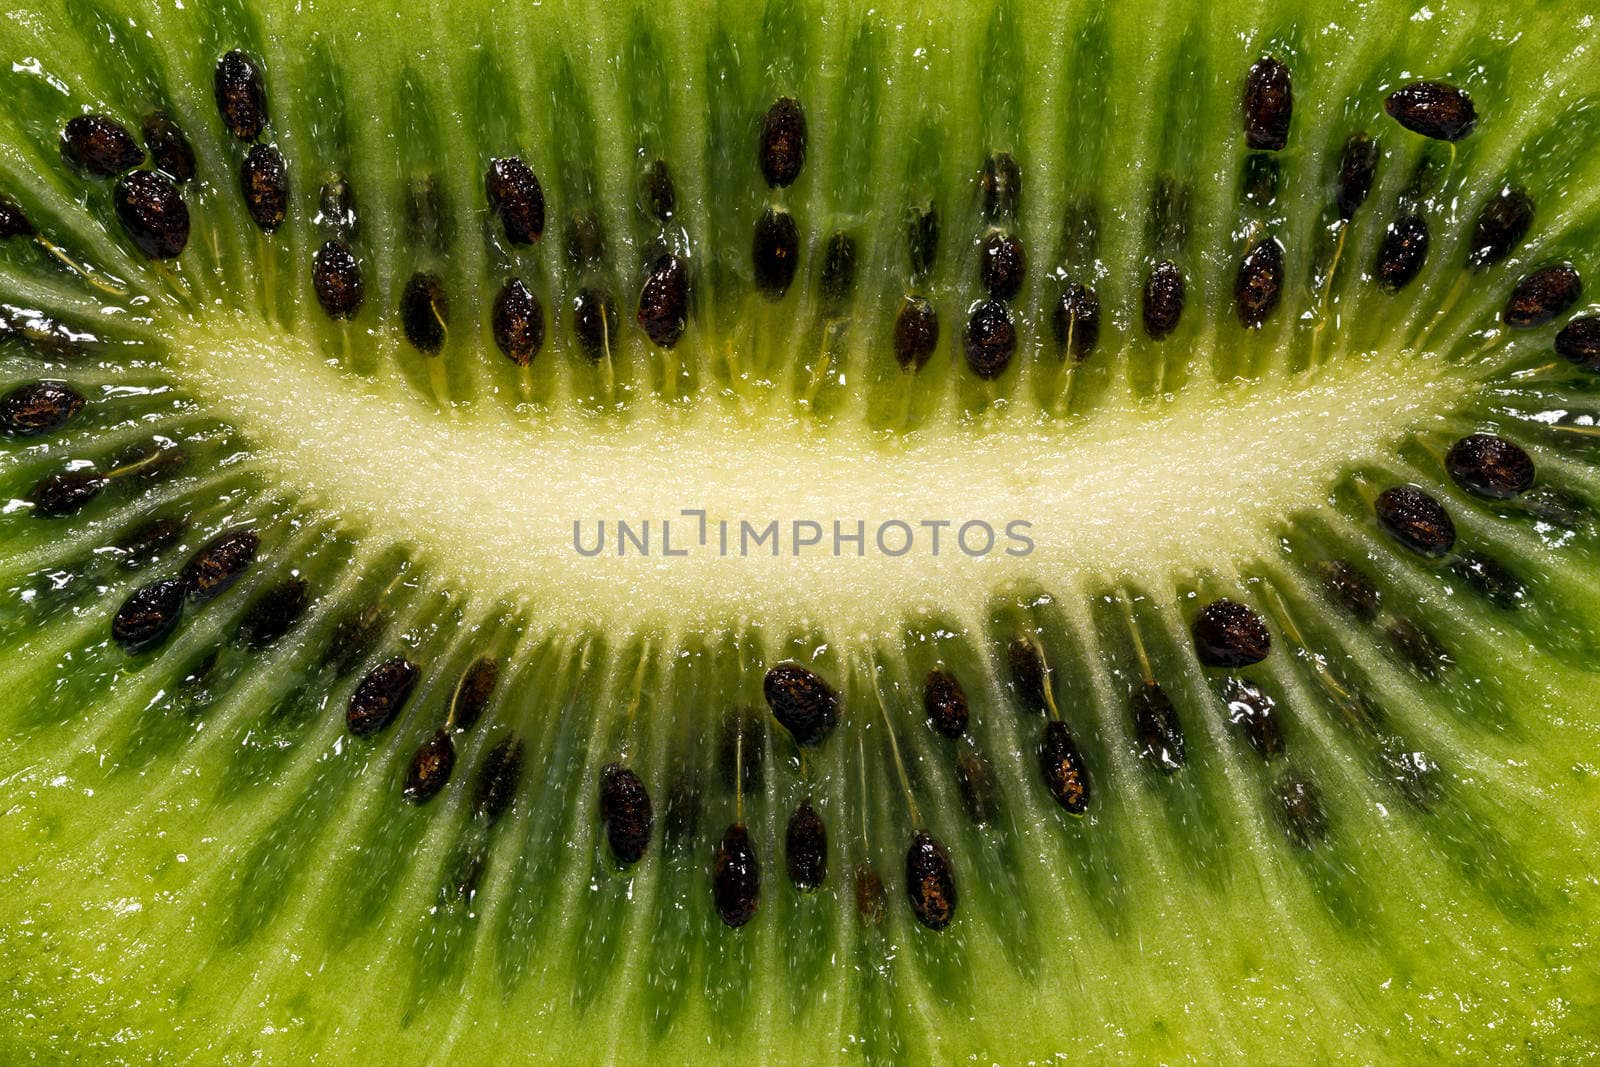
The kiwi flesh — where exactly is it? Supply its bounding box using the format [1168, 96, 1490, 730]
[2, 0, 1600, 1061]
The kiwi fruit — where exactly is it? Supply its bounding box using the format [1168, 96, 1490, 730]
[2, 0, 1600, 1061]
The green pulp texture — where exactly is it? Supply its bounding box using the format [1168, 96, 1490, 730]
[0, 0, 1599, 1061]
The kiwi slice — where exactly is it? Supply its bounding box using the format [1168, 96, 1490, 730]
[3, 0, 1600, 1059]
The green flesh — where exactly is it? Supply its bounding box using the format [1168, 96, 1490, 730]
[3, 0, 1600, 1060]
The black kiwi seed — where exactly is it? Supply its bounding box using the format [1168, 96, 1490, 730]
[1445, 433, 1535, 499]
[1503, 264, 1581, 328]
[215, 50, 268, 140]
[922, 667, 969, 740]
[762, 662, 839, 748]
[485, 157, 545, 246]
[981, 152, 1021, 221]
[1555, 316, 1600, 372]
[978, 230, 1027, 301]
[636, 252, 690, 348]
[312, 241, 364, 320]
[1275, 767, 1328, 847]
[141, 113, 196, 184]
[1192, 599, 1271, 668]
[1, 381, 84, 437]
[112, 577, 185, 654]
[113, 170, 189, 259]
[758, 96, 807, 188]
[1142, 260, 1186, 339]
[640, 158, 676, 222]
[0, 194, 36, 238]
[182, 528, 259, 600]
[1386, 616, 1451, 678]
[404, 729, 456, 804]
[236, 576, 309, 649]
[1318, 560, 1382, 623]
[401, 272, 449, 355]
[114, 515, 186, 570]
[712, 822, 760, 928]
[752, 207, 800, 300]
[1235, 236, 1284, 328]
[1052, 283, 1100, 362]
[28, 469, 106, 518]
[1130, 682, 1186, 774]
[1375, 214, 1429, 292]
[239, 144, 288, 234]
[1452, 551, 1526, 609]
[1335, 132, 1379, 221]
[449, 656, 499, 732]
[1242, 55, 1293, 151]
[1242, 153, 1280, 206]
[905, 831, 957, 930]
[1374, 485, 1455, 557]
[785, 798, 827, 891]
[1385, 81, 1477, 142]
[819, 231, 857, 308]
[1220, 677, 1283, 760]
[853, 863, 888, 927]
[572, 287, 619, 362]
[564, 210, 606, 271]
[1467, 186, 1534, 270]
[492, 278, 544, 366]
[1007, 638, 1049, 714]
[60, 115, 143, 178]
[1038, 719, 1090, 813]
[599, 763, 653, 866]
[347, 656, 420, 737]
[956, 749, 999, 825]
[892, 295, 939, 372]
[963, 299, 1016, 380]
[474, 734, 525, 824]
[316, 175, 357, 239]
[908, 203, 939, 281]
